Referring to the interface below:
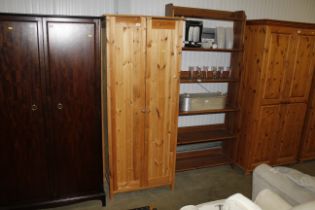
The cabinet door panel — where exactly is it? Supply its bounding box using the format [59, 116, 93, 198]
[145, 18, 182, 186]
[0, 17, 51, 205]
[106, 16, 146, 192]
[300, 104, 315, 160]
[260, 31, 291, 105]
[250, 105, 281, 168]
[44, 18, 103, 197]
[275, 103, 307, 164]
[284, 35, 315, 103]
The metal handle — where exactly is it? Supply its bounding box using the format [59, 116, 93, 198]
[31, 104, 38, 111]
[57, 103, 63, 110]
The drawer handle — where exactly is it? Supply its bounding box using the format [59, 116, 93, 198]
[57, 103, 63, 110]
[31, 104, 38, 111]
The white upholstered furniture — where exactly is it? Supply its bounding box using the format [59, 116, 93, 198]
[180, 164, 315, 210]
[253, 164, 315, 205]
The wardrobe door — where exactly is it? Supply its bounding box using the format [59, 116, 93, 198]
[283, 34, 315, 103]
[43, 18, 103, 198]
[106, 16, 146, 193]
[145, 18, 182, 187]
[260, 27, 293, 105]
[248, 105, 281, 169]
[274, 103, 307, 164]
[0, 17, 51, 206]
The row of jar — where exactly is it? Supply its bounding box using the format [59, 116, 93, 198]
[188, 66, 231, 80]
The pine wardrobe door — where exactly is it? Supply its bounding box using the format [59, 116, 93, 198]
[106, 16, 147, 194]
[283, 33, 315, 103]
[145, 18, 182, 188]
[43, 18, 103, 198]
[259, 27, 293, 105]
[0, 16, 51, 206]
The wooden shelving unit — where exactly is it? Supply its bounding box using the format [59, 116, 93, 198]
[182, 47, 243, 52]
[166, 4, 246, 171]
[176, 148, 230, 171]
[180, 71, 238, 83]
[179, 107, 239, 116]
[178, 124, 236, 145]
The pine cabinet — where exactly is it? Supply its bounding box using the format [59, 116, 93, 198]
[0, 15, 105, 209]
[300, 75, 315, 161]
[103, 15, 183, 196]
[236, 20, 315, 172]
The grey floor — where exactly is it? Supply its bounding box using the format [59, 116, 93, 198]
[47, 161, 315, 210]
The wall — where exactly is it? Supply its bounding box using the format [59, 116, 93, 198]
[118, 0, 315, 23]
[0, 0, 114, 15]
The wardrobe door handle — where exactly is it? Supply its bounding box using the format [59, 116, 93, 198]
[57, 103, 63, 110]
[31, 104, 38, 111]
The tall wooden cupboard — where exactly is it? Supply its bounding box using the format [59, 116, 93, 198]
[103, 15, 183, 196]
[0, 14, 105, 209]
[300, 75, 315, 161]
[236, 20, 315, 173]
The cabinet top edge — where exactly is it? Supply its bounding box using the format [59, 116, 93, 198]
[247, 19, 315, 29]
[0, 12, 100, 19]
[165, 3, 246, 21]
[103, 14, 184, 21]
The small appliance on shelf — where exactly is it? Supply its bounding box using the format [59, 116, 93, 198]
[184, 20, 203, 47]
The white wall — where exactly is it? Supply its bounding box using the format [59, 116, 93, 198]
[0, 0, 114, 15]
[1, 0, 315, 22]
[118, 0, 315, 23]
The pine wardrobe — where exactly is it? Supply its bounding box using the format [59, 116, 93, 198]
[102, 15, 183, 196]
[236, 19, 315, 173]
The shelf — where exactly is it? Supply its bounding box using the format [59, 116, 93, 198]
[182, 47, 243, 52]
[165, 4, 246, 22]
[176, 147, 230, 171]
[181, 78, 238, 83]
[180, 71, 238, 83]
[178, 125, 236, 145]
[179, 107, 239, 116]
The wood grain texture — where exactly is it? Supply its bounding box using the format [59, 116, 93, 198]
[105, 16, 182, 195]
[145, 17, 182, 188]
[274, 103, 307, 164]
[43, 18, 103, 198]
[300, 60, 315, 161]
[249, 105, 281, 169]
[106, 16, 146, 194]
[236, 21, 315, 173]
[260, 29, 292, 105]
[284, 33, 315, 103]
[0, 16, 51, 206]
[235, 25, 269, 171]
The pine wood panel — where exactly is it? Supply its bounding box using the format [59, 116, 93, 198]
[237, 21, 315, 173]
[106, 16, 146, 193]
[274, 103, 307, 164]
[249, 105, 281, 169]
[236, 25, 269, 170]
[260, 30, 292, 105]
[284, 34, 315, 103]
[300, 70, 315, 160]
[145, 18, 182, 188]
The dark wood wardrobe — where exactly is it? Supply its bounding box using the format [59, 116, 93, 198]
[0, 14, 105, 209]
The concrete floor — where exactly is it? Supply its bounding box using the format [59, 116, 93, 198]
[47, 161, 315, 210]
